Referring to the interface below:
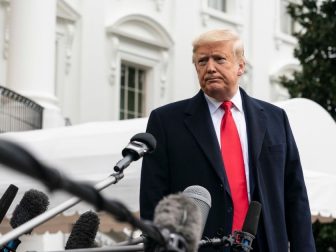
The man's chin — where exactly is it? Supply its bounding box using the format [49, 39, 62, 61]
[203, 88, 223, 100]
[203, 82, 221, 91]
[202, 87, 234, 101]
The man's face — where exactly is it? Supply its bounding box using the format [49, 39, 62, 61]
[194, 41, 245, 101]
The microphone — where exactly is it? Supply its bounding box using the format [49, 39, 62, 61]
[242, 201, 261, 236]
[150, 185, 211, 252]
[182, 185, 211, 235]
[65, 211, 100, 249]
[0, 184, 18, 224]
[114, 133, 156, 172]
[198, 201, 262, 251]
[0, 189, 49, 252]
[10, 189, 49, 231]
[152, 193, 202, 252]
[121, 186, 212, 250]
[232, 201, 262, 252]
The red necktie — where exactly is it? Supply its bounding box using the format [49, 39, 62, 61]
[220, 101, 248, 232]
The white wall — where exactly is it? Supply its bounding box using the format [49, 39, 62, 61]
[0, 0, 297, 126]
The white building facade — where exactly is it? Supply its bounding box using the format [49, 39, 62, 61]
[4, 1, 336, 250]
[0, 0, 299, 127]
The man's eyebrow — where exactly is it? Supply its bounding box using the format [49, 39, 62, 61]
[212, 52, 227, 57]
[197, 55, 209, 60]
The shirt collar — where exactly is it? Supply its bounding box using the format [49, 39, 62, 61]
[204, 88, 243, 113]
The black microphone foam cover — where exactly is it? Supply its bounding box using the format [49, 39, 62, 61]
[65, 211, 100, 250]
[183, 185, 211, 234]
[0, 184, 18, 224]
[10, 189, 49, 233]
[242, 201, 262, 236]
[130, 133, 156, 153]
[153, 193, 202, 252]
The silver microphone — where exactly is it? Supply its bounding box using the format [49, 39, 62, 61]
[183, 185, 211, 234]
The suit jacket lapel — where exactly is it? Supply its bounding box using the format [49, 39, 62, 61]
[240, 88, 267, 197]
[183, 89, 267, 197]
[184, 91, 231, 194]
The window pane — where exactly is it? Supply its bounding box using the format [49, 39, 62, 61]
[128, 66, 135, 88]
[128, 113, 135, 119]
[138, 70, 144, 90]
[128, 90, 135, 111]
[120, 87, 125, 110]
[138, 93, 143, 114]
[119, 62, 146, 120]
[121, 64, 126, 87]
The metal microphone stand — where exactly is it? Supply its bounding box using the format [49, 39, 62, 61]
[0, 172, 124, 246]
[198, 235, 235, 249]
[0, 139, 164, 248]
[0, 136, 138, 246]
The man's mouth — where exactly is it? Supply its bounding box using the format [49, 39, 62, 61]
[205, 77, 221, 82]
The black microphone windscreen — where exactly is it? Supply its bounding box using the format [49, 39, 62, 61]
[0, 184, 18, 224]
[183, 185, 211, 234]
[154, 193, 202, 252]
[130, 133, 156, 152]
[10, 189, 49, 232]
[242, 201, 262, 236]
[65, 211, 100, 250]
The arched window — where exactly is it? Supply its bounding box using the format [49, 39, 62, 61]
[106, 15, 173, 120]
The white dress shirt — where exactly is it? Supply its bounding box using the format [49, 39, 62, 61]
[204, 90, 250, 200]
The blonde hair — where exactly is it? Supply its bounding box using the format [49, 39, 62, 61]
[192, 29, 245, 63]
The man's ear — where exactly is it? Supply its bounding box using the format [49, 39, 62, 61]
[237, 59, 245, 76]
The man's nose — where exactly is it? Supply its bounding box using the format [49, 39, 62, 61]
[206, 58, 216, 73]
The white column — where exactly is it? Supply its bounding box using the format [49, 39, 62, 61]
[7, 0, 64, 127]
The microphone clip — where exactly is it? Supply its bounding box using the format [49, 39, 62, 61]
[232, 231, 255, 252]
[198, 235, 235, 249]
[145, 228, 187, 252]
[158, 229, 188, 252]
[199, 231, 255, 251]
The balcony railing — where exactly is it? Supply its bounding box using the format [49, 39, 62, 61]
[0, 85, 43, 133]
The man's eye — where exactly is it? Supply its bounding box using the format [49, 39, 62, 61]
[216, 58, 226, 63]
[198, 59, 207, 66]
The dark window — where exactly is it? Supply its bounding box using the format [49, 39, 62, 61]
[119, 63, 146, 120]
[208, 0, 227, 13]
